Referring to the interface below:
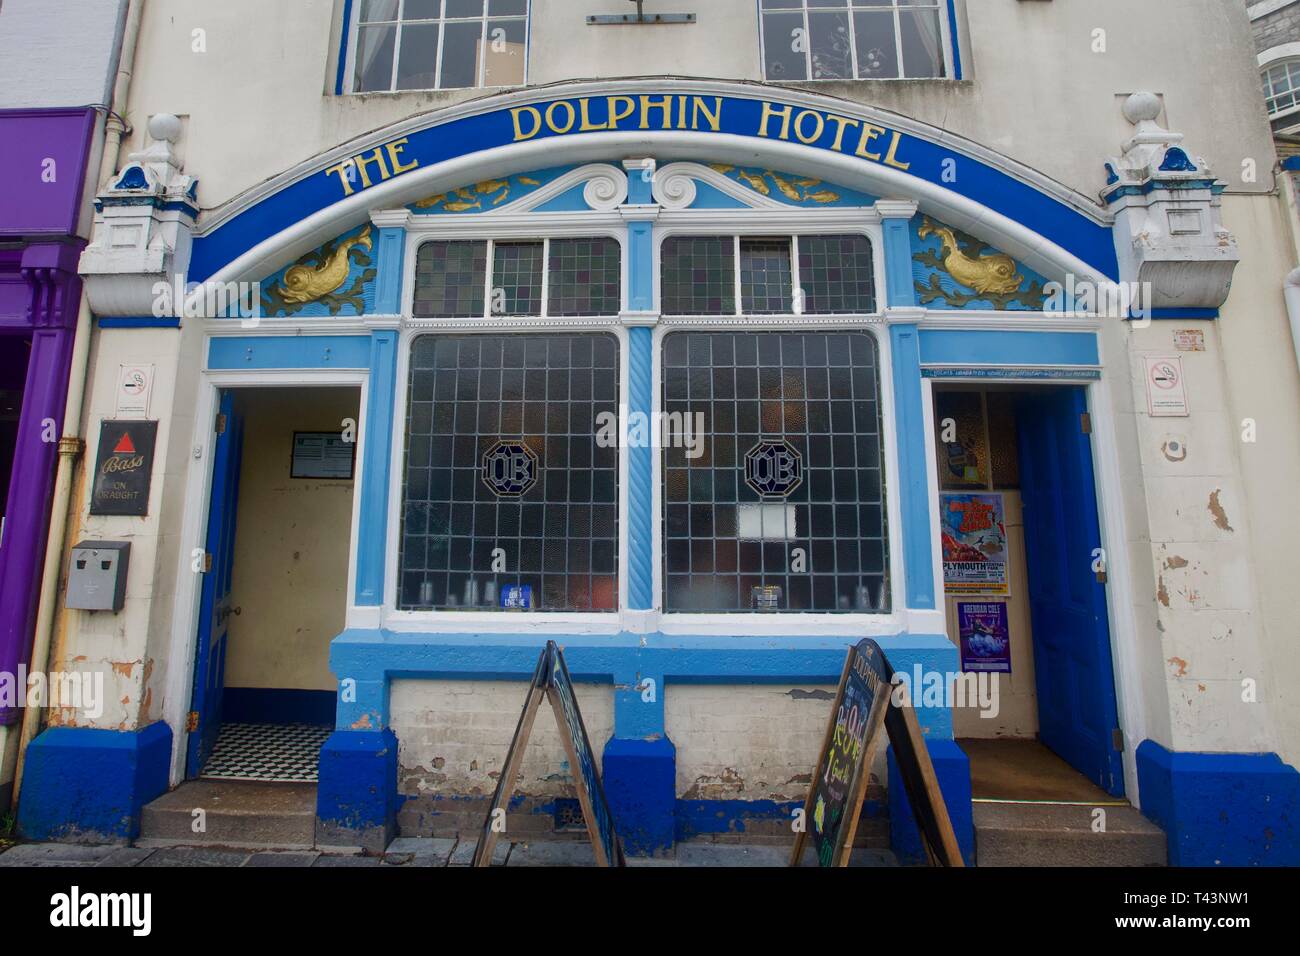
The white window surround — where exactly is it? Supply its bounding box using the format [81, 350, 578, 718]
[1250, 0, 1299, 22]
[344, 0, 530, 95]
[1260, 54, 1300, 119]
[758, 0, 956, 83]
[1257, 41, 1300, 69]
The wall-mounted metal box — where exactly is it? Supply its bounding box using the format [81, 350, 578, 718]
[66, 540, 131, 611]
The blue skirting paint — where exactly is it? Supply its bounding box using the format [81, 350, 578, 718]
[16, 722, 172, 843]
[602, 735, 676, 855]
[316, 728, 400, 852]
[1136, 739, 1300, 867]
[887, 738, 975, 866]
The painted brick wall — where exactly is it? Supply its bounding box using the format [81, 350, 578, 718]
[664, 683, 885, 803]
[390, 679, 613, 800]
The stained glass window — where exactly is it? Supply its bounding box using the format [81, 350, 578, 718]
[740, 239, 794, 315]
[414, 240, 488, 318]
[398, 333, 620, 612]
[661, 331, 889, 613]
[661, 236, 735, 316]
[548, 237, 622, 316]
[758, 0, 948, 82]
[492, 241, 543, 316]
[799, 234, 875, 314]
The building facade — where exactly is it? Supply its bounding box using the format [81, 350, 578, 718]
[11, 0, 1300, 865]
[0, 0, 131, 808]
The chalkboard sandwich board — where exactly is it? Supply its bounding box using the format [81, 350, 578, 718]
[473, 641, 626, 867]
[791, 638, 965, 867]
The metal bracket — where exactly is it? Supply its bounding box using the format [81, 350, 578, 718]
[589, 2, 695, 24]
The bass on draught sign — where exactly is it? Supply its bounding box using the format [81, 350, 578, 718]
[790, 638, 966, 867]
[472, 641, 626, 867]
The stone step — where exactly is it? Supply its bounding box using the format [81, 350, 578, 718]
[973, 802, 1167, 867]
[138, 780, 317, 850]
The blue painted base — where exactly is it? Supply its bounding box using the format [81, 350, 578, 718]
[887, 738, 975, 866]
[315, 728, 400, 852]
[1136, 740, 1300, 867]
[601, 735, 675, 856]
[16, 722, 172, 843]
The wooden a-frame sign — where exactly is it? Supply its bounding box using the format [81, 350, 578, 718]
[472, 641, 626, 867]
[790, 638, 965, 868]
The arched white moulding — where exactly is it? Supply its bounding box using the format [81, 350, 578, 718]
[652, 162, 789, 211]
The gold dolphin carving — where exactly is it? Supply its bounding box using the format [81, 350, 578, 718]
[279, 226, 373, 304]
[917, 218, 1023, 296]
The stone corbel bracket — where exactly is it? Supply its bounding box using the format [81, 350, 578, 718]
[1102, 93, 1239, 312]
[79, 114, 201, 318]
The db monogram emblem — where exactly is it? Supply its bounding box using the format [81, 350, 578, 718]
[744, 440, 803, 498]
[481, 440, 538, 498]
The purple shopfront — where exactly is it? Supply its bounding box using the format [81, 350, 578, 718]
[0, 107, 97, 723]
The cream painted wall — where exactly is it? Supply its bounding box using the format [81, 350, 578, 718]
[223, 387, 359, 692]
[110, 0, 1275, 210]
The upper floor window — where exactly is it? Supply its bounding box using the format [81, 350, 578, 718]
[660, 234, 875, 317]
[759, 0, 949, 81]
[1263, 59, 1300, 118]
[414, 237, 621, 318]
[350, 0, 528, 93]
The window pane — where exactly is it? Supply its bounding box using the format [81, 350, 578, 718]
[899, 6, 945, 78]
[762, 12, 808, 81]
[808, 11, 852, 80]
[661, 331, 888, 613]
[354, 24, 396, 91]
[798, 235, 875, 314]
[359, 0, 400, 22]
[489, 0, 528, 14]
[440, 19, 484, 87]
[661, 236, 735, 315]
[399, 334, 620, 612]
[484, 18, 526, 87]
[414, 240, 487, 317]
[854, 10, 899, 78]
[446, 0, 485, 16]
[492, 241, 544, 315]
[548, 237, 621, 316]
[396, 22, 440, 90]
[740, 239, 793, 314]
[405, 0, 442, 19]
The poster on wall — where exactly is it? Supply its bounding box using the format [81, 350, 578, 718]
[940, 492, 1008, 594]
[957, 602, 1012, 673]
[90, 420, 158, 516]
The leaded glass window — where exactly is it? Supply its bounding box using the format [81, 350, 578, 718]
[548, 237, 622, 316]
[660, 234, 875, 317]
[414, 237, 622, 318]
[759, 0, 949, 81]
[798, 234, 876, 314]
[399, 333, 620, 612]
[661, 236, 735, 316]
[662, 331, 888, 613]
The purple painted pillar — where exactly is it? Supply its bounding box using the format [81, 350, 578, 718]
[0, 241, 82, 725]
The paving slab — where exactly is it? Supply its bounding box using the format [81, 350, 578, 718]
[96, 847, 158, 867]
[676, 843, 790, 867]
[313, 854, 383, 867]
[506, 841, 597, 867]
[449, 837, 510, 867]
[0, 844, 117, 866]
[245, 851, 321, 867]
[136, 847, 252, 867]
[382, 837, 457, 867]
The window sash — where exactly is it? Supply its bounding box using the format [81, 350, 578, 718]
[759, 0, 950, 81]
[350, 0, 529, 93]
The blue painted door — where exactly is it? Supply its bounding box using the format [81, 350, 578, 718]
[1016, 387, 1124, 796]
[185, 391, 244, 778]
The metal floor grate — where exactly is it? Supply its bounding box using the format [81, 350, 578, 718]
[200, 722, 330, 783]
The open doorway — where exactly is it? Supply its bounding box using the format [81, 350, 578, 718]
[185, 385, 360, 782]
[931, 383, 1125, 802]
